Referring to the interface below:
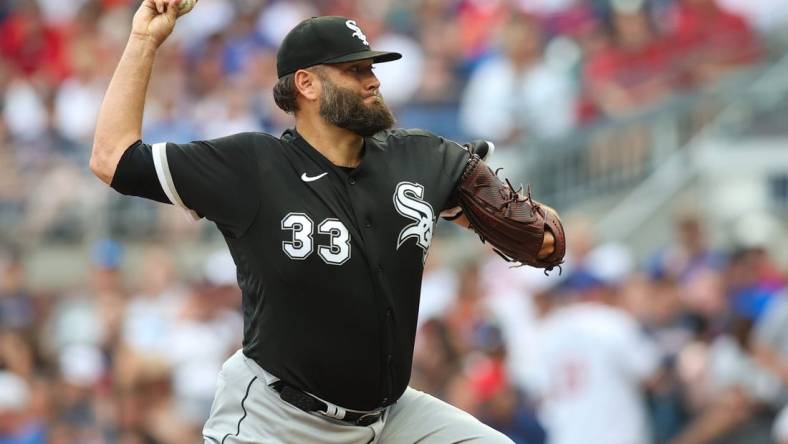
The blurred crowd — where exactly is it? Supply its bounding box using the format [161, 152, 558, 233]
[1, 0, 787, 242]
[3, 210, 788, 443]
[0, 242, 243, 443]
[413, 211, 788, 444]
[3, 0, 788, 443]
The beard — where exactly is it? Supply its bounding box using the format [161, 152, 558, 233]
[318, 76, 396, 137]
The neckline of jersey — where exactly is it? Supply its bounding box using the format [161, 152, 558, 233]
[288, 128, 372, 174]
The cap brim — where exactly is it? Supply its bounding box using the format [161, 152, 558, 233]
[323, 50, 402, 65]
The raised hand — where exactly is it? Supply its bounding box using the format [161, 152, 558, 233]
[130, 0, 182, 48]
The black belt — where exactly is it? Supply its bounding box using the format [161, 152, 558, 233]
[269, 381, 384, 426]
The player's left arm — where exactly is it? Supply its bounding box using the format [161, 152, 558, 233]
[451, 154, 566, 271]
[449, 213, 556, 259]
[439, 139, 489, 228]
[440, 139, 560, 263]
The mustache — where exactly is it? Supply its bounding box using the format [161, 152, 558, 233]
[363, 91, 382, 100]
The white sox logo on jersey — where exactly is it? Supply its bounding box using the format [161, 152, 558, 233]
[393, 182, 435, 262]
[345, 20, 369, 46]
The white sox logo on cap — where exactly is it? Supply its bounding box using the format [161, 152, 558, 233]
[345, 20, 369, 46]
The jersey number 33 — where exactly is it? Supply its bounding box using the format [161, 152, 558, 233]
[281, 213, 351, 265]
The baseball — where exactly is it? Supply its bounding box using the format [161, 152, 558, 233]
[176, 0, 197, 16]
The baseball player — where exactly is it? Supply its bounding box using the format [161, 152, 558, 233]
[90, 1, 565, 443]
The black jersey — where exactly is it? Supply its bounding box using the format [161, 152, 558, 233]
[111, 128, 469, 411]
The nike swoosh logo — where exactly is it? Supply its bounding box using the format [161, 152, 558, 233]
[301, 172, 328, 182]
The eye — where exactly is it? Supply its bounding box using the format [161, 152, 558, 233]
[348, 65, 374, 75]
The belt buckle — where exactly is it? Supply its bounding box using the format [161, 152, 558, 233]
[354, 411, 381, 426]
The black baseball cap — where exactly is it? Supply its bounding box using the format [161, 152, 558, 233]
[276, 16, 402, 78]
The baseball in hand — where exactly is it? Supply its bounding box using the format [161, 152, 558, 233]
[176, 0, 197, 16]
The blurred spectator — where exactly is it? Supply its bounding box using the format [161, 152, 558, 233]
[0, 371, 45, 444]
[518, 0, 579, 16]
[717, 0, 788, 34]
[144, 40, 199, 144]
[726, 247, 784, 323]
[164, 250, 242, 426]
[648, 212, 725, 286]
[197, 83, 264, 139]
[638, 276, 695, 443]
[583, 0, 679, 117]
[396, 55, 465, 139]
[667, 0, 762, 86]
[171, 0, 236, 44]
[0, 249, 35, 332]
[42, 239, 125, 356]
[775, 404, 788, 444]
[373, 31, 425, 108]
[479, 254, 545, 400]
[219, 4, 269, 77]
[2, 78, 49, 145]
[0, 2, 70, 84]
[35, 0, 90, 26]
[470, 325, 547, 444]
[0, 113, 25, 228]
[668, 247, 784, 444]
[455, 0, 510, 64]
[116, 246, 187, 390]
[418, 238, 459, 324]
[255, 1, 317, 48]
[460, 14, 577, 144]
[411, 318, 462, 399]
[142, 84, 200, 145]
[525, 276, 662, 444]
[52, 45, 105, 147]
[670, 318, 779, 444]
[444, 261, 493, 354]
[0, 332, 35, 385]
[753, 289, 788, 388]
[51, 343, 116, 442]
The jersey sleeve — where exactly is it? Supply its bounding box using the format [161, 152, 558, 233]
[430, 135, 471, 220]
[111, 132, 261, 237]
[403, 130, 470, 215]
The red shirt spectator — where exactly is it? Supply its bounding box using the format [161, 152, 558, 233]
[668, 0, 762, 84]
[583, 6, 680, 117]
[456, 0, 511, 61]
[0, 3, 70, 83]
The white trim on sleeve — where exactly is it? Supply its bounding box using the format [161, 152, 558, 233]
[152, 142, 200, 220]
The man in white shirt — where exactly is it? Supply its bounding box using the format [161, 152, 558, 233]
[524, 275, 662, 444]
[459, 14, 576, 144]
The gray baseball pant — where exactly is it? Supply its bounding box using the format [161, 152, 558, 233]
[203, 350, 513, 443]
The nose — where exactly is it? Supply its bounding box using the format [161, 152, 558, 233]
[366, 72, 380, 93]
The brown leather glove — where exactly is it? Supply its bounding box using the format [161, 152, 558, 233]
[456, 155, 566, 272]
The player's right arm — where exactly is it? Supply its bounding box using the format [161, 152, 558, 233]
[90, 0, 179, 184]
[90, 0, 260, 238]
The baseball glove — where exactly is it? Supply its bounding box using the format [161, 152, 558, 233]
[456, 155, 566, 272]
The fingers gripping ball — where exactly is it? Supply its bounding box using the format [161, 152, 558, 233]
[176, 0, 197, 16]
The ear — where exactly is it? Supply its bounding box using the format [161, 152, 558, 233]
[294, 69, 320, 102]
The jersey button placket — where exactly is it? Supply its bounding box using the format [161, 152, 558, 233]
[348, 176, 357, 185]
